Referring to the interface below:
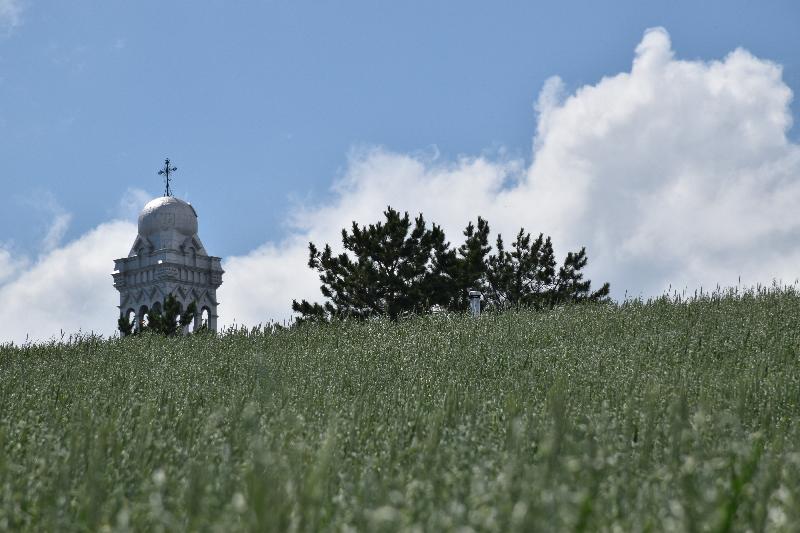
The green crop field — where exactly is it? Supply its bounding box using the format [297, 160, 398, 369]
[2, 288, 800, 531]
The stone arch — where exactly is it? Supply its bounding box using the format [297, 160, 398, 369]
[151, 301, 162, 315]
[138, 305, 149, 328]
[122, 308, 137, 333]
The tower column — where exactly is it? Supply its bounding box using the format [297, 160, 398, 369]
[209, 306, 219, 332]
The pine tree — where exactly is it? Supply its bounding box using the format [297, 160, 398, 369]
[292, 207, 454, 321]
[292, 211, 609, 321]
[485, 230, 556, 309]
[118, 313, 135, 336]
[484, 229, 607, 309]
[446, 217, 491, 311]
[554, 247, 610, 304]
[143, 294, 197, 336]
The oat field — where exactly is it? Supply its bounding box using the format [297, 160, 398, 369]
[1, 288, 799, 531]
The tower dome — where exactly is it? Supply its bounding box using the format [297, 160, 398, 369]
[138, 196, 198, 238]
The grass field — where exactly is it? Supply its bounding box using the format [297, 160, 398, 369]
[1, 288, 800, 531]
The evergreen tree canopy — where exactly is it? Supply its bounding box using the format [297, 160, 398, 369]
[293, 206, 609, 321]
[484, 229, 557, 310]
[449, 217, 491, 311]
[484, 230, 609, 310]
[148, 294, 196, 336]
[118, 313, 134, 337]
[118, 294, 196, 337]
[292, 207, 453, 321]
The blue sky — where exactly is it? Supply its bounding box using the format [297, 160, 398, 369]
[2, 1, 799, 257]
[2, 1, 800, 341]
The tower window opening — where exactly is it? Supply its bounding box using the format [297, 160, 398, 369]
[139, 305, 149, 329]
[125, 309, 137, 330]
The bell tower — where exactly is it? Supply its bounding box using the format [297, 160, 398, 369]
[112, 160, 224, 333]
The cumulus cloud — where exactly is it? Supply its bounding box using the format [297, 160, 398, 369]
[0, 247, 27, 285]
[220, 27, 800, 326]
[118, 187, 152, 220]
[2, 27, 799, 342]
[0, 221, 134, 344]
[41, 212, 72, 252]
[521, 27, 800, 294]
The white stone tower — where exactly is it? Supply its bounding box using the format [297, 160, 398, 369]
[112, 161, 224, 333]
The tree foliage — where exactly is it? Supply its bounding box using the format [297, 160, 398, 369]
[118, 314, 135, 337]
[292, 208, 454, 321]
[484, 229, 557, 310]
[148, 294, 196, 336]
[484, 230, 610, 310]
[118, 294, 197, 337]
[293, 206, 609, 321]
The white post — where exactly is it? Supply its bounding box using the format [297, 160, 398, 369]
[469, 290, 481, 317]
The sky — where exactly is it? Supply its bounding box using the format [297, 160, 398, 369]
[1, 1, 800, 343]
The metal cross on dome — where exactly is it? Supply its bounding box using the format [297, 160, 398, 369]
[158, 158, 177, 197]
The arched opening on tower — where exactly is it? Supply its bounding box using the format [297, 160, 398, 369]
[125, 308, 137, 330]
[138, 305, 149, 329]
[175, 301, 185, 331]
[200, 307, 210, 329]
[151, 301, 162, 315]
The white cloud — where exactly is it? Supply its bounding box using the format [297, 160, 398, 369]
[220, 27, 800, 325]
[0, 0, 22, 29]
[220, 238, 313, 328]
[0, 221, 134, 345]
[0, 247, 27, 285]
[2, 27, 800, 342]
[16, 189, 73, 252]
[118, 187, 152, 220]
[520, 27, 800, 295]
[41, 212, 72, 251]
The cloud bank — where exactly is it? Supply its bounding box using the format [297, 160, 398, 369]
[222, 28, 800, 325]
[0, 221, 135, 344]
[2, 27, 799, 343]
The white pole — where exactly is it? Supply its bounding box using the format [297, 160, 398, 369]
[469, 290, 481, 317]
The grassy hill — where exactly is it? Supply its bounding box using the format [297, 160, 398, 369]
[1, 288, 799, 531]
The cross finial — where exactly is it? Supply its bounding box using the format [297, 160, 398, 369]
[158, 158, 178, 197]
